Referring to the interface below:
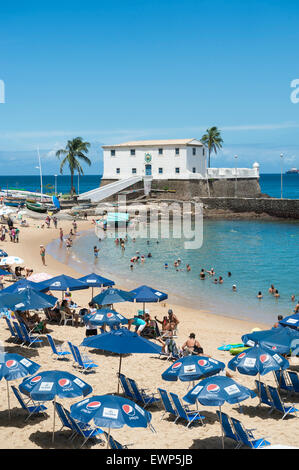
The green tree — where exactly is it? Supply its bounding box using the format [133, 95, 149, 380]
[56, 137, 91, 195]
[201, 126, 223, 168]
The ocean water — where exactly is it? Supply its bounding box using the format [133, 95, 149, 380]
[47, 217, 299, 327]
[0, 173, 297, 199]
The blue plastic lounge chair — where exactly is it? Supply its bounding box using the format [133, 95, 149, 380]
[118, 373, 135, 400]
[67, 341, 79, 367]
[254, 380, 274, 411]
[230, 417, 271, 449]
[170, 392, 205, 428]
[12, 321, 26, 344]
[216, 410, 241, 448]
[267, 385, 298, 419]
[158, 388, 178, 420]
[4, 317, 17, 341]
[287, 371, 299, 393]
[53, 401, 74, 437]
[46, 334, 71, 360]
[273, 370, 293, 394]
[19, 322, 43, 348]
[11, 385, 47, 420]
[127, 377, 160, 408]
[66, 411, 104, 447]
[73, 344, 98, 373]
[103, 431, 128, 449]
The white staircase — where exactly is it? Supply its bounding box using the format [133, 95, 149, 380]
[78, 176, 143, 203]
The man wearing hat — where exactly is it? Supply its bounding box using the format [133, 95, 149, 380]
[168, 309, 179, 328]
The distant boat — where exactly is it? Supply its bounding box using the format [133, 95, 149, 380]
[26, 200, 59, 214]
[286, 168, 299, 174]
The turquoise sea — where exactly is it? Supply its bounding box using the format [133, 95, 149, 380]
[48, 216, 299, 328]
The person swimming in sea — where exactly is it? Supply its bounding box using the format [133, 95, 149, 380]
[199, 269, 205, 279]
[257, 291, 263, 299]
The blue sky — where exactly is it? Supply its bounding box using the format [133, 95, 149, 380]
[0, 0, 299, 174]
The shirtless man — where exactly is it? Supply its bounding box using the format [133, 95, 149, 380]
[181, 333, 204, 356]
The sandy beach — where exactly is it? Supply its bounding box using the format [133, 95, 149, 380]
[0, 214, 298, 449]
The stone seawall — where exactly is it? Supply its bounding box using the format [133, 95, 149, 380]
[199, 197, 299, 220]
[100, 177, 262, 198]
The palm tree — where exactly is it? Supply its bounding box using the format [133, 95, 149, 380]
[56, 137, 91, 196]
[201, 126, 223, 168]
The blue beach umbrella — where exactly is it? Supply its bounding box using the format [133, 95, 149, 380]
[227, 345, 289, 404]
[0, 278, 44, 294]
[183, 375, 256, 448]
[279, 313, 299, 330]
[70, 394, 153, 448]
[129, 285, 168, 311]
[92, 288, 135, 307]
[82, 328, 162, 393]
[242, 327, 299, 355]
[37, 274, 89, 294]
[0, 353, 40, 418]
[19, 370, 92, 442]
[0, 288, 57, 311]
[83, 308, 128, 328]
[162, 355, 225, 383]
[78, 273, 115, 299]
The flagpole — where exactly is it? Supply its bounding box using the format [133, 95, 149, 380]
[37, 147, 43, 203]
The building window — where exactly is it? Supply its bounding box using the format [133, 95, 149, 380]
[175, 148, 180, 155]
[111, 149, 115, 157]
[116, 168, 120, 174]
[175, 167, 180, 174]
[158, 148, 163, 155]
[130, 149, 135, 156]
[158, 168, 163, 174]
[192, 167, 196, 173]
[132, 168, 137, 174]
[192, 148, 196, 156]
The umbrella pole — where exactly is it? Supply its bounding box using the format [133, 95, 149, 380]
[219, 405, 224, 449]
[106, 425, 111, 449]
[7, 381, 11, 420]
[143, 302, 145, 313]
[258, 372, 261, 406]
[52, 396, 56, 443]
[91, 287, 94, 301]
[117, 355, 122, 394]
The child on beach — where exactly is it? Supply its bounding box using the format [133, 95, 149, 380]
[93, 246, 99, 258]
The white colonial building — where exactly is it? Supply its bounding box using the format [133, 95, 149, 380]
[102, 139, 259, 181]
[102, 139, 207, 179]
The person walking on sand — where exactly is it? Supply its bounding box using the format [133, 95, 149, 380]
[59, 228, 63, 242]
[40, 245, 46, 266]
[53, 216, 58, 229]
[94, 246, 99, 258]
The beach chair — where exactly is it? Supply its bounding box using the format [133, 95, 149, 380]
[12, 321, 26, 344]
[230, 417, 271, 449]
[11, 385, 47, 421]
[158, 388, 178, 421]
[254, 380, 274, 411]
[216, 411, 241, 449]
[19, 322, 43, 348]
[127, 377, 160, 409]
[267, 385, 298, 419]
[59, 310, 73, 326]
[103, 431, 129, 449]
[53, 401, 75, 437]
[66, 411, 104, 447]
[73, 344, 98, 373]
[46, 334, 71, 360]
[273, 370, 293, 394]
[67, 341, 79, 367]
[286, 371, 299, 394]
[118, 373, 135, 400]
[169, 392, 205, 428]
[4, 317, 18, 342]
